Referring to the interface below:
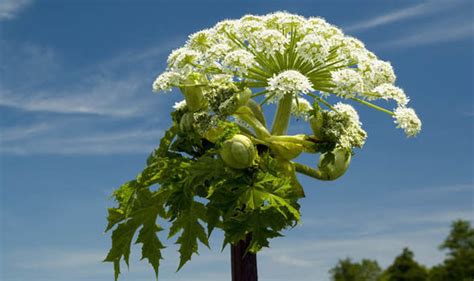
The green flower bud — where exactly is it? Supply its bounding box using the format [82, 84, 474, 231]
[245, 99, 266, 127]
[219, 134, 256, 169]
[236, 88, 252, 108]
[268, 141, 304, 160]
[309, 114, 324, 140]
[180, 73, 208, 112]
[316, 147, 351, 180]
[179, 112, 195, 132]
[218, 87, 252, 116]
[202, 125, 222, 143]
[267, 135, 308, 160]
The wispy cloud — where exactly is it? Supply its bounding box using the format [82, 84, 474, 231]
[0, 39, 183, 155]
[0, 39, 181, 117]
[345, 1, 462, 32]
[376, 17, 474, 49]
[0, 74, 154, 117]
[0, 0, 33, 21]
[1, 122, 164, 155]
[0, 122, 54, 141]
[13, 249, 105, 270]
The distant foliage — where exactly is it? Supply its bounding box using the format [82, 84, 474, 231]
[429, 220, 474, 281]
[330, 220, 474, 281]
[383, 248, 428, 281]
[330, 258, 382, 281]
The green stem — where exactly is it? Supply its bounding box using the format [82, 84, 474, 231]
[351, 97, 394, 116]
[234, 111, 271, 139]
[293, 162, 326, 180]
[307, 93, 337, 112]
[251, 90, 268, 98]
[271, 93, 293, 135]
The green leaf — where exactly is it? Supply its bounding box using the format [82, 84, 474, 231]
[205, 204, 221, 238]
[105, 188, 169, 280]
[104, 218, 141, 269]
[168, 201, 210, 271]
[105, 208, 125, 232]
[135, 222, 165, 279]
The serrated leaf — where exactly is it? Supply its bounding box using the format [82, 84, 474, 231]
[105, 208, 125, 232]
[168, 202, 210, 271]
[205, 205, 221, 237]
[104, 218, 141, 269]
[113, 259, 120, 281]
[135, 222, 165, 279]
[105, 188, 170, 281]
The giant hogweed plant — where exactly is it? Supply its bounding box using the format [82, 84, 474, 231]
[104, 12, 421, 279]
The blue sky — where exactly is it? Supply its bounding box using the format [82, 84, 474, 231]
[0, 0, 473, 280]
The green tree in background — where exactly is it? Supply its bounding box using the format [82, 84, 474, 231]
[330, 220, 474, 281]
[429, 220, 474, 281]
[330, 258, 382, 281]
[382, 248, 428, 281]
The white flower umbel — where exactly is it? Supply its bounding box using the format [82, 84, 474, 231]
[334, 102, 361, 123]
[237, 18, 265, 38]
[253, 29, 288, 57]
[373, 83, 409, 106]
[187, 29, 217, 52]
[275, 13, 305, 31]
[296, 34, 330, 64]
[173, 99, 187, 110]
[150, 12, 421, 142]
[168, 48, 201, 75]
[306, 17, 342, 38]
[323, 102, 367, 149]
[204, 43, 232, 63]
[223, 50, 255, 75]
[264, 11, 304, 30]
[266, 70, 314, 102]
[331, 69, 363, 98]
[152, 71, 181, 92]
[393, 107, 421, 137]
[359, 59, 396, 90]
[291, 97, 313, 120]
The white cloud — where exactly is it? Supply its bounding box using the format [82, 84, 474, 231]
[0, 74, 153, 117]
[14, 249, 105, 270]
[376, 18, 474, 49]
[0, 39, 182, 117]
[0, 39, 183, 155]
[0, 0, 33, 21]
[345, 1, 461, 32]
[0, 123, 164, 155]
[0, 122, 54, 141]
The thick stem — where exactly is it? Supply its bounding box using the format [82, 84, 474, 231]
[271, 94, 293, 135]
[231, 234, 258, 281]
[293, 162, 326, 181]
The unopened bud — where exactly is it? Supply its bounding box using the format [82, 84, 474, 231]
[180, 73, 208, 112]
[219, 134, 256, 169]
[316, 147, 351, 180]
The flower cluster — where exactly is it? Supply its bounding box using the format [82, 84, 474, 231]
[296, 34, 330, 64]
[317, 103, 367, 149]
[151, 11, 422, 142]
[253, 30, 288, 57]
[331, 69, 364, 98]
[266, 70, 314, 102]
[393, 107, 422, 137]
[291, 97, 313, 120]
